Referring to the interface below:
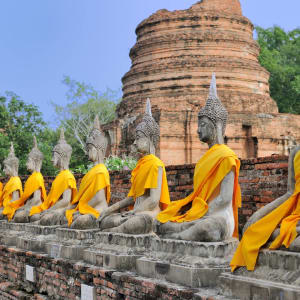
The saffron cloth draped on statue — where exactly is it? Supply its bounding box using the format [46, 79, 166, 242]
[230, 151, 300, 272]
[3, 172, 47, 220]
[128, 154, 170, 210]
[66, 163, 111, 226]
[29, 170, 77, 216]
[0, 176, 23, 209]
[156, 144, 241, 238]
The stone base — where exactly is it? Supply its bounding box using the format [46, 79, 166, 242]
[220, 249, 300, 300]
[84, 232, 238, 288]
[16, 224, 60, 253]
[0, 222, 26, 247]
[46, 227, 100, 260]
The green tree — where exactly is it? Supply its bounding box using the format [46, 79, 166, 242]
[0, 92, 57, 175]
[256, 26, 300, 114]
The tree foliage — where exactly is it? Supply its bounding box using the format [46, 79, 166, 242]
[0, 92, 57, 175]
[53, 76, 120, 152]
[256, 26, 300, 114]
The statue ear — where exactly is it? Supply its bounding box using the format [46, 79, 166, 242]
[216, 121, 224, 144]
[149, 140, 156, 155]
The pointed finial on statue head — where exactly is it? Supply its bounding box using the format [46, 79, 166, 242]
[209, 73, 218, 99]
[33, 136, 38, 148]
[10, 142, 15, 156]
[59, 128, 65, 142]
[145, 98, 152, 117]
[93, 114, 101, 131]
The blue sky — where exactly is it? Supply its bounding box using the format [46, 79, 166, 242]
[0, 0, 299, 126]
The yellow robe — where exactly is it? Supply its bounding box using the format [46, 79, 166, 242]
[66, 163, 111, 226]
[156, 144, 241, 238]
[3, 172, 47, 221]
[128, 154, 170, 210]
[231, 151, 300, 272]
[0, 176, 23, 209]
[30, 169, 77, 216]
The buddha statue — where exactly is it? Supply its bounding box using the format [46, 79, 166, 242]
[0, 143, 23, 219]
[156, 74, 241, 242]
[65, 115, 111, 229]
[98, 99, 170, 234]
[29, 129, 77, 225]
[231, 145, 300, 272]
[4, 137, 47, 223]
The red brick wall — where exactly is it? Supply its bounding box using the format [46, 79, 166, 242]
[0, 246, 218, 299]
[0, 155, 289, 230]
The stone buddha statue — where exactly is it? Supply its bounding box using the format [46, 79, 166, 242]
[0, 143, 23, 219]
[231, 145, 300, 272]
[156, 74, 241, 242]
[65, 115, 111, 229]
[5, 137, 47, 223]
[98, 99, 170, 234]
[29, 129, 77, 225]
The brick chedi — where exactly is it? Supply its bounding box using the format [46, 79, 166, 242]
[105, 0, 300, 165]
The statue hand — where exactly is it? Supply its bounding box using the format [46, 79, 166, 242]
[121, 210, 135, 217]
[97, 209, 110, 227]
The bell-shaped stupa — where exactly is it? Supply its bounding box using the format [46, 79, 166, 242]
[108, 0, 300, 164]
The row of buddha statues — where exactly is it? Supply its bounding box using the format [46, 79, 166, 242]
[0, 74, 299, 273]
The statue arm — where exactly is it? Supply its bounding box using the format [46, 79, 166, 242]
[243, 146, 300, 234]
[133, 166, 163, 213]
[98, 197, 135, 219]
[12, 190, 20, 201]
[206, 170, 234, 214]
[48, 189, 72, 211]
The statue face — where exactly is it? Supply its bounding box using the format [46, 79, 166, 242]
[51, 151, 61, 168]
[198, 116, 216, 144]
[3, 162, 14, 176]
[133, 131, 150, 156]
[87, 144, 98, 162]
[26, 156, 35, 172]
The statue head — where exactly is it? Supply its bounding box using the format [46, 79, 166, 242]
[52, 129, 72, 170]
[133, 98, 160, 156]
[86, 115, 107, 164]
[26, 136, 44, 173]
[198, 73, 228, 147]
[3, 142, 19, 177]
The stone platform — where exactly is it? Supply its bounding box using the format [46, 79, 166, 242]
[46, 227, 100, 260]
[220, 249, 300, 300]
[16, 224, 59, 253]
[84, 232, 238, 288]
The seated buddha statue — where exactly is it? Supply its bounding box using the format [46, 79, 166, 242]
[0, 143, 23, 219]
[4, 136, 47, 222]
[156, 74, 241, 242]
[65, 115, 111, 230]
[29, 129, 77, 225]
[231, 145, 300, 272]
[98, 99, 170, 234]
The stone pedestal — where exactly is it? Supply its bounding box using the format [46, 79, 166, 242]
[0, 221, 26, 247]
[16, 224, 59, 253]
[46, 228, 100, 260]
[84, 232, 238, 288]
[220, 249, 300, 300]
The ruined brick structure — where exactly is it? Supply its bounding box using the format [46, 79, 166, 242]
[104, 0, 300, 165]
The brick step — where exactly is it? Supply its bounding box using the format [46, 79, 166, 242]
[220, 272, 300, 300]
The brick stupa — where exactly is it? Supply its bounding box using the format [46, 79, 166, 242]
[105, 0, 300, 165]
